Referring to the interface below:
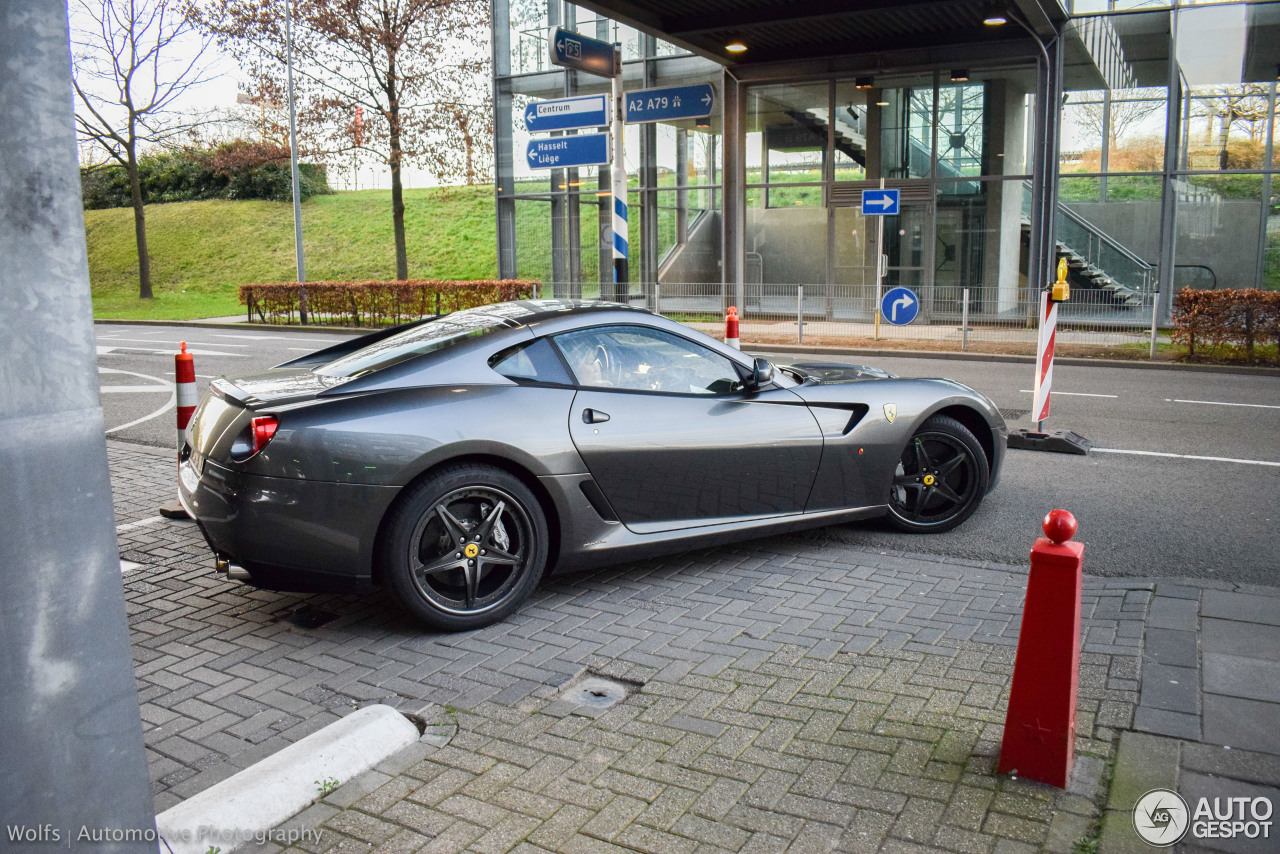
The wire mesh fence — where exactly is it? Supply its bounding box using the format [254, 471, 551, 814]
[542, 281, 1165, 353]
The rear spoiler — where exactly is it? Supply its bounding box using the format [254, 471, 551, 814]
[272, 316, 439, 369]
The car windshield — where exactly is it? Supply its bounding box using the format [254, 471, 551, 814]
[315, 308, 523, 378]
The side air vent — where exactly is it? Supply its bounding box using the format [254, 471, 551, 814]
[579, 479, 618, 522]
[842, 404, 870, 435]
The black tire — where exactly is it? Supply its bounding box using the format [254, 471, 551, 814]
[382, 464, 549, 631]
[886, 414, 989, 534]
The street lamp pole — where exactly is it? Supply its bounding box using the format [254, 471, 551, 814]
[286, 0, 308, 323]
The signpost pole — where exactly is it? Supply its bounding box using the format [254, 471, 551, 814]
[873, 179, 885, 340]
[610, 45, 628, 301]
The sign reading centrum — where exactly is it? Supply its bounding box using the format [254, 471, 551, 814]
[523, 95, 609, 133]
[526, 133, 610, 169]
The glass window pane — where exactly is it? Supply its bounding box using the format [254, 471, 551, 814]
[746, 83, 830, 185]
[1058, 176, 1162, 296]
[1174, 179, 1263, 288]
[873, 74, 934, 180]
[509, 0, 548, 75]
[554, 326, 742, 394]
[933, 180, 1030, 313]
[832, 81, 871, 182]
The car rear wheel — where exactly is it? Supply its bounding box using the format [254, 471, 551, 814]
[886, 415, 989, 533]
[383, 464, 548, 631]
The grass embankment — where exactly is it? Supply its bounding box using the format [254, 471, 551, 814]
[86, 186, 502, 320]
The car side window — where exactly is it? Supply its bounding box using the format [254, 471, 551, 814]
[489, 338, 573, 385]
[552, 325, 745, 395]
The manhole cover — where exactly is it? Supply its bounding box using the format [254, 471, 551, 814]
[275, 604, 340, 629]
[999, 408, 1031, 422]
[562, 676, 628, 709]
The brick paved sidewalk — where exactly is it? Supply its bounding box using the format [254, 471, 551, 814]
[111, 441, 1149, 853]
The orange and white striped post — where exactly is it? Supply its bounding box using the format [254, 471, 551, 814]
[725, 306, 740, 349]
[175, 341, 197, 446]
[1031, 259, 1071, 431]
[159, 342, 197, 519]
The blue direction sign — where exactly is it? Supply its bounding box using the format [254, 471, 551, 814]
[861, 188, 900, 216]
[549, 27, 617, 77]
[524, 95, 608, 133]
[526, 133, 610, 169]
[881, 286, 920, 325]
[624, 84, 716, 124]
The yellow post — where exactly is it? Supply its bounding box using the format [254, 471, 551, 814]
[874, 309, 881, 340]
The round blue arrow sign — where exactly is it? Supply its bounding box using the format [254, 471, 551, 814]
[880, 286, 919, 325]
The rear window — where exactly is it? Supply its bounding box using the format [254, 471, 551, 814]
[314, 309, 521, 379]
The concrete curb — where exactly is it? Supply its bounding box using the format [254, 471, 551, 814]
[153, 704, 420, 854]
[94, 317, 1280, 375]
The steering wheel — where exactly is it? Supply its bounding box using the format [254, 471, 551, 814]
[593, 343, 622, 386]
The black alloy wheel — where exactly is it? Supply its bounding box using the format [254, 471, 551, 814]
[383, 464, 549, 631]
[886, 414, 989, 533]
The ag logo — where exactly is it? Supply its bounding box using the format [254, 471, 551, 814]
[884, 403, 897, 423]
[1134, 788, 1189, 846]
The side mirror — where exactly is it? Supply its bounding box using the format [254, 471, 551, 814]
[750, 357, 774, 389]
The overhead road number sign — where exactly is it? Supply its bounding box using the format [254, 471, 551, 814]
[526, 133, 610, 169]
[881, 286, 920, 325]
[624, 84, 716, 124]
[524, 95, 609, 133]
[861, 188, 900, 216]
[549, 27, 618, 77]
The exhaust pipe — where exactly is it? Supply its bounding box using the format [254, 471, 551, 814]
[214, 557, 252, 582]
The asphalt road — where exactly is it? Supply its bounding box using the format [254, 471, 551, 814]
[96, 323, 1280, 585]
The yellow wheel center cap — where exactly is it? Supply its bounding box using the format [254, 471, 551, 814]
[923, 474, 936, 486]
[464, 543, 479, 558]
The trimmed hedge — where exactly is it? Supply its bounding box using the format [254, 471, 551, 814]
[1171, 287, 1280, 364]
[239, 280, 541, 326]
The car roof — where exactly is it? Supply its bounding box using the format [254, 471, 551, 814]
[468, 298, 650, 325]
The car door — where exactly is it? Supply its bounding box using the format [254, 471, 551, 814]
[552, 324, 824, 533]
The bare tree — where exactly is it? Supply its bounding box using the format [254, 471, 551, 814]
[191, 0, 492, 281]
[72, 0, 216, 299]
[1072, 89, 1164, 156]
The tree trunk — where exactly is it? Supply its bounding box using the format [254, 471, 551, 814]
[126, 148, 153, 299]
[390, 154, 407, 280]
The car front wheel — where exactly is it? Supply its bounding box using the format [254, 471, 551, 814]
[383, 464, 549, 631]
[886, 414, 989, 533]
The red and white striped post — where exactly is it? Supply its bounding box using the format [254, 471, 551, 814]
[159, 342, 197, 519]
[725, 306, 740, 349]
[1031, 290, 1058, 430]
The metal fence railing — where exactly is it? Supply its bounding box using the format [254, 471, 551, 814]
[541, 281, 1166, 352]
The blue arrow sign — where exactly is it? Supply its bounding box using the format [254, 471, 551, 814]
[881, 286, 919, 325]
[624, 84, 716, 124]
[524, 95, 608, 133]
[549, 27, 617, 77]
[861, 188, 900, 216]
[526, 133, 610, 169]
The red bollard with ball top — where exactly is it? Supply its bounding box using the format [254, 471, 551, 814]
[158, 342, 197, 519]
[997, 509, 1084, 788]
[724, 306, 740, 349]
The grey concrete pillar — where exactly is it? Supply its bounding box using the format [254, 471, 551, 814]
[0, 2, 156, 848]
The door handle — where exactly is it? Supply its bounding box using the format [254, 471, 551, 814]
[582, 408, 610, 424]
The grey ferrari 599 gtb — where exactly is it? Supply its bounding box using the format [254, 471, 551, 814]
[179, 300, 1006, 631]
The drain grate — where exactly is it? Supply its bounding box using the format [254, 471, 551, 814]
[999, 408, 1031, 422]
[275, 604, 340, 629]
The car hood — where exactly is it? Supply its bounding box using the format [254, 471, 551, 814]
[786, 362, 895, 384]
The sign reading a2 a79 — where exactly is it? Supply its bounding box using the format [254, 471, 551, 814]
[625, 84, 715, 124]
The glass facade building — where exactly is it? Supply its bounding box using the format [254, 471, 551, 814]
[492, 1, 1280, 322]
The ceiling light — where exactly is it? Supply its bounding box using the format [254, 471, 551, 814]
[951, 69, 969, 82]
[983, 3, 1007, 25]
[855, 76, 874, 89]
[876, 99, 890, 106]
[725, 41, 747, 53]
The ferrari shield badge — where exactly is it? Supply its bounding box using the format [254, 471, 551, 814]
[883, 403, 898, 423]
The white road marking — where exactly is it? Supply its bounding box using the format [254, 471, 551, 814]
[1165, 398, 1280, 410]
[99, 366, 176, 434]
[97, 336, 249, 347]
[288, 347, 321, 351]
[100, 384, 174, 393]
[98, 345, 245, 357]
[1019, 390, 1118, 398]
[115, 515, 166, 533]
[120, 560, 143, 574]
[212, 333, 344, 342]
[1092, 448, 1280, 468]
